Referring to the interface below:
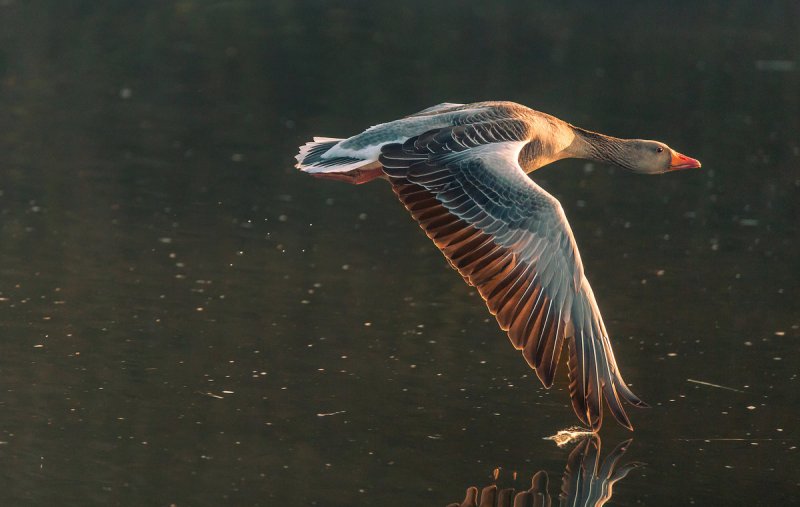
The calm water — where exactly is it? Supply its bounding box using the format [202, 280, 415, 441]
[0, 2, 798, 505]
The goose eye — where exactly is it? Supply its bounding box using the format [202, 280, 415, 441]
[656, 146, 664, 153]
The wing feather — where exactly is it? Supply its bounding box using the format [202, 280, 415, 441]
[379, 121, 644, 430]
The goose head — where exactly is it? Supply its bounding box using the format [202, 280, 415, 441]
[625, 140, 702, 174]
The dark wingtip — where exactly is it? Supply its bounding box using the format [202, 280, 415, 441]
[618, 412, 634, 431]
[625, 392, 650, 409]
[536, 367, 556, 389]
[589, 414, 603, 432]
[615, 377, 649, 408]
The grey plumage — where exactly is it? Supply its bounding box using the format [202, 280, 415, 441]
[379, 117, 644, 430]
[297, 100, 700, 430]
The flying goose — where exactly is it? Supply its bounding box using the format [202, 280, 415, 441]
[295, 101, 701, 430]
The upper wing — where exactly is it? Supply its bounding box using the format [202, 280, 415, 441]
[407, 102, 465, 116]
[378, 122, 646, 430]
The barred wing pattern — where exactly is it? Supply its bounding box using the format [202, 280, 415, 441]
[379, 122, 646, 430]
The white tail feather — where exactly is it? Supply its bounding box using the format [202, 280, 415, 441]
[295, 137, 378, 174]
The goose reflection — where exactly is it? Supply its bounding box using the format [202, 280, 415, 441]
[447, 436, 640, 507]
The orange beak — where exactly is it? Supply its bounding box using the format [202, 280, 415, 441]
[669, 151, 702, 171]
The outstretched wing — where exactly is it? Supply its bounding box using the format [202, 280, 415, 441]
[378, 122, 646, 430]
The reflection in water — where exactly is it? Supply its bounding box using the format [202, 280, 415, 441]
[448, 437, 640, 507]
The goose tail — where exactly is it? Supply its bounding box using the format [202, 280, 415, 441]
[295, 137, 383, 185]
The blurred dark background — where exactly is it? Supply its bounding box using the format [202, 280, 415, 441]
[0, 1, 798, 505]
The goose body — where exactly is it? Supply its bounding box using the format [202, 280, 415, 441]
[295, 101, 700, 430]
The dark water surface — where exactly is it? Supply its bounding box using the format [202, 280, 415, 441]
[0, 2, 798, 505]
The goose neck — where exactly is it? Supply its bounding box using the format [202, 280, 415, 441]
[568, 126, 636, 170]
